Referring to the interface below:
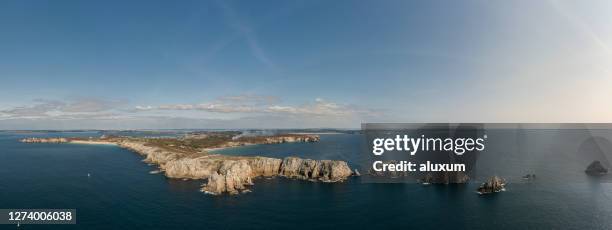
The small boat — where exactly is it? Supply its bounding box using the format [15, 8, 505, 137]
[522, 174, 536, 180]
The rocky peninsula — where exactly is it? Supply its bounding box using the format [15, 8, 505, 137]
[21, 133, 354, 195]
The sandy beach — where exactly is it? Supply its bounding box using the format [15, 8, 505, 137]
[69, 140, 118, 146]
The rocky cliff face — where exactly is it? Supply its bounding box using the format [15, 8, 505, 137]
[279, 157, 353, 182]
[118, 140, 353, 195]
[477, 176, 505, 195]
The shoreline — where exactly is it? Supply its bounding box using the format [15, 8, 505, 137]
[69, 140, 118, 146]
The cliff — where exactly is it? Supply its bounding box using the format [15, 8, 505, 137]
[477, 176, 506, 195]
[119, 140, 353, 195]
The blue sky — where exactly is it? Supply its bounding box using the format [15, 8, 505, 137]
[1, 0, 611, 129]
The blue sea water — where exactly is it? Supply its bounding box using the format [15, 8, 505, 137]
[1, 132, 612, 229]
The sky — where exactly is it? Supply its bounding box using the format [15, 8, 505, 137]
[0, 0, 611, 129]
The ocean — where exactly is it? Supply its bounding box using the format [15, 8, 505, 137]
[1, 131, 612, 229]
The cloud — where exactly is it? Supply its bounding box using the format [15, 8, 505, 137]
[1, 99, 64, 117]
[136, 103, 258, 113]
[134, 95, 377, 118]
[0, 98, 124, 119]
[61, 98, 118, 112]
[265, 98, 358, 116]
[218, 94, 280, 105]
[0, 95, 378, 129]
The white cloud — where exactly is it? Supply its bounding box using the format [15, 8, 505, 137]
[265, 99, 356, 116]
[134, 96, 377, 118]
[0, 95, 378, 129]
[0, 98, 124, 120]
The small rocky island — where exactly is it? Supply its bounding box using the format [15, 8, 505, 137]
[20, 132, 355, 195]
[585, 160, 608, 176]
[477, 176, 506, 195]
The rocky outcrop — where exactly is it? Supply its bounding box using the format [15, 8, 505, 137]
[20, 137, 69, 143]
[247, 157, 283, 177]
[477, 176, 505, 195]
[201, 160, 255, 195]
[279, 157, 353, 182]
[164, 156, 352, 195]
[585, 160, 608, 176]
[118, 140, 194, 165]
[117, 140, 353, 195]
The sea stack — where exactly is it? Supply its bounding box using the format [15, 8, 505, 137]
[585, 160, 608, 176]
[477, 176, 505, 195]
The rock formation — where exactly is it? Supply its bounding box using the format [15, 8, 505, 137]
[119, 140, 353, 195]
[279, 157, 353, 182]
[477, 176, 505, 195]
[585, 160, 608, 176]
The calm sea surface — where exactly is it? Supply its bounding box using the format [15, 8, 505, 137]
[1, 131, 612, 229]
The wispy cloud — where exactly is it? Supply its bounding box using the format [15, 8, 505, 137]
[0, 95, 377, 129]
[218, 94, 280, 105]
[0, 98, 125, 120]
[134, 95, 377, 117]
[548, 0, 610, 55]
[216, 0, 276, 69]
[135, 103, 258, 113]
